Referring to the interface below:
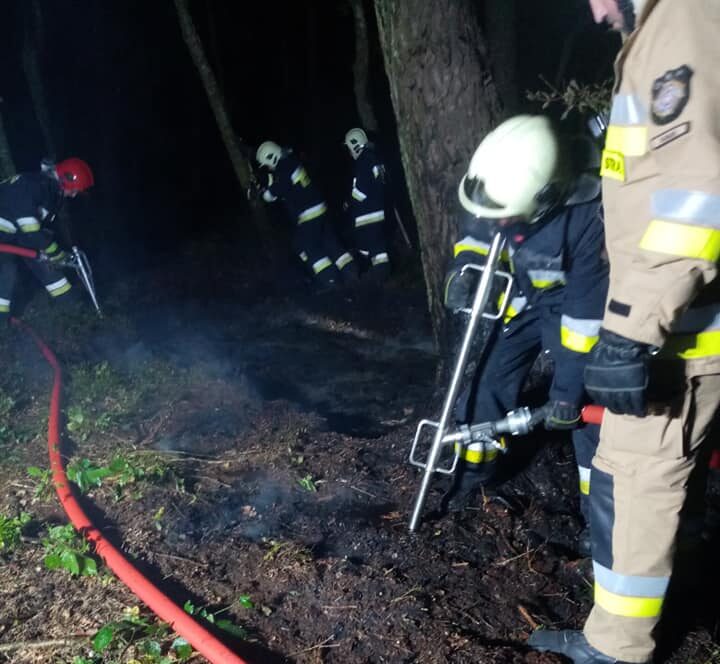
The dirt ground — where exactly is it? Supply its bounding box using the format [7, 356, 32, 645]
[0, 238, 719, 664]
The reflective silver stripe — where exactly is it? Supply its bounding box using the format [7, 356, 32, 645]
[299, 251, 308, 262]
[578, 466, 591, 494]
[263, 189, 277, 203]
[506, 295, 528, 315]
[672, 305, 720, 334]
[593, 562, 669, 598]
[39, 207, 50, 220]
[371, 252, 389, 266]
[336, 252, 354, 269]
[0, 297, 9, 312]
[355, 210, 385, 227]
[16, 216, 40, 231]
[0, 217, 17, 233]
[561, 314, 602, 337]
[610, 94, 648, 125]
[528, 269, 566, 286]
[312, 257, 333, 274]
[372, 165, 381, 179]
[351, 178, 367, 202]
[455, 235, 489, 254]
[45, 277, 70, 293]
[652, 189, 720, 229]
[298, 202, 327, 223]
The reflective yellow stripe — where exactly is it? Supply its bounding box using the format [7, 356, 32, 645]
[600, 149, 626, 181]
[664, 329, 720, 360]
[605, 125, 648, 157]
[0, 304, 9, 313]
[561, 326, 599, 353]
[47, 280, 72, 297]
[45, 242, 59, 254]
[454, 440, 502, 464]
[312, 257, 333, 274]
[640, 219, 720, 262]
[298, 203, 327, 223]
[594, 582, 663, 618]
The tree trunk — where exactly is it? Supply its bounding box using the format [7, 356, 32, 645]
[350, 0, 378, 131]
[23, 0, 56, 158]
[374, 0, 502, 357]
[173, 0, 267, 233]
[0, 105, 16, 179]
[485, 0, 518, 114]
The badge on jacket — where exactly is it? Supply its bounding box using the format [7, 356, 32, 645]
[651, 65, 693, 125]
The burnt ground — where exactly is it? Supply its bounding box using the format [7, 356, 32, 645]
[0, 233, 720, 663]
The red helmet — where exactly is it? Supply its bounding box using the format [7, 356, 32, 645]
[55, 158, 94, 194]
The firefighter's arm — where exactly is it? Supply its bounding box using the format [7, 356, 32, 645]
[550, 207, 608, 406]
[602, 11, 720, 347]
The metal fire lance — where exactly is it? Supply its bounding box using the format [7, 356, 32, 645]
[61, 246, 102, 318]
[408, 231, 513, 532]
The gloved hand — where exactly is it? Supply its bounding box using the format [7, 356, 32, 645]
[584, 328, 652, 417]
[443, 267, 479, 310]
[541, 400, 581, 430]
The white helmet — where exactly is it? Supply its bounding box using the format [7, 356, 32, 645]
[344, 128, 368, 159]
[458, 115, 560, 222]
[256, 141, 282, 170]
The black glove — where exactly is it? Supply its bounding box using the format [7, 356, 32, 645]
[443, 267, 479, 310]
[542, 401, 581, 430]
[584, 329, 652, 417]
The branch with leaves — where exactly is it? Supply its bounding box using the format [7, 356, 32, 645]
[527, 76, 613, 119]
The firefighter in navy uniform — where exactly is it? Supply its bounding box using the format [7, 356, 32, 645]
[445, 116, 607, 551]
[529, 0, 720, 663]
[256, 141, 357, 291]
[343, 128, 390, 282]
[0, 158, 94, 322]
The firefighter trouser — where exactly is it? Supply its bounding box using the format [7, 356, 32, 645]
[0, 254, 72, 317]
[294, 213, 355, 287]
[354, 213, 389, 279]
[455, 306, 598, 511]
[584, 370, 720, 663]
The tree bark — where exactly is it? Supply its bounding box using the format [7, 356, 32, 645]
[23, 0, 56, 158]
[350, 0, 378, 131]
[0, 104, 16, 179]
[173, 0, 267, 233]
[374, 0, 502, 356]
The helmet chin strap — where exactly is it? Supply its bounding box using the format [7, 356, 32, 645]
[618, 0, 637, 32]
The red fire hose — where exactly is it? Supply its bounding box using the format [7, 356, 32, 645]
[11, 317, 249, 664]
[0, 243, 38, 259]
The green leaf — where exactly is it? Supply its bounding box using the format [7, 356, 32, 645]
[92, 624, 116, 652]
[238, 594, 254, 609]
[60, 549, 81, 576]
[172, 637, 193, 660]
[44, 553, 62, 570]
[142, 639, 162, 655]
[83, 556, 98, 576]
[216, 619, 248, 639]
[27, 466, 45, 478]
[183, 600, 195, 615]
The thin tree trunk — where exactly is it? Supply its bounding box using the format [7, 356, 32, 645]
[173, 0, 266, 231]
[0, 104, 16, 179]
[374, 0, 502, 357]
[350, 0, 378, 131]
[23, 0, 56, 157]
[485, 0, 518, 114]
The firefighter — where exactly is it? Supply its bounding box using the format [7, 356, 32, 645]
[256, 141, 357, 291]
[446, 115, 607, 554]
[528, 1, 720, 663]
[0, 158, 94, 322]
[343, 128, 390, 282]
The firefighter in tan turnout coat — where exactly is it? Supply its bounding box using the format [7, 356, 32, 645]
[529, 0, 720, 663]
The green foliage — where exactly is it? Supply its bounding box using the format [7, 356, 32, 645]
[75, 606, 193, 663]
[183, 600, 248, 639]
[66, 452, 173, 500]
[42, 523, 97, 577]
[298, 474, 317, 492]
[0, 512, 31, 552]
[237, 594, 254, 610]
[27, 465, 54, 501]
[527, 76, 613, 119]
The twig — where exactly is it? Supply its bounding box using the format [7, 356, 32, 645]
[517, 604, 540, 631]
[288, 635, 339, 656]
[350, 485, 377, 499]
[0, 636, 90, 653]
[390, 586, 421, 604]
[321, 605, 358, 610]
[155, 552, 209, 568]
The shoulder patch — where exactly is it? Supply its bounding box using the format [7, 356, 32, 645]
[651, 65, 693, 125]
[649, 122, 691, 150]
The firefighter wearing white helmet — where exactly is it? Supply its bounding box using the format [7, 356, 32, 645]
[255, 140, 357, 291]
[343, 128, 390, 282]
[444, 116, 607, 559]
[529, 0, 720, 662]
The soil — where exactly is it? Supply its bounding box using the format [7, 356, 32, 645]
[0, 236, 719, 664]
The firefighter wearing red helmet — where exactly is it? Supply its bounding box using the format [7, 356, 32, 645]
[0, 157, 94, 320]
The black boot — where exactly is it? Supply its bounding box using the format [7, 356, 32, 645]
[528, 630, 646, 664]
